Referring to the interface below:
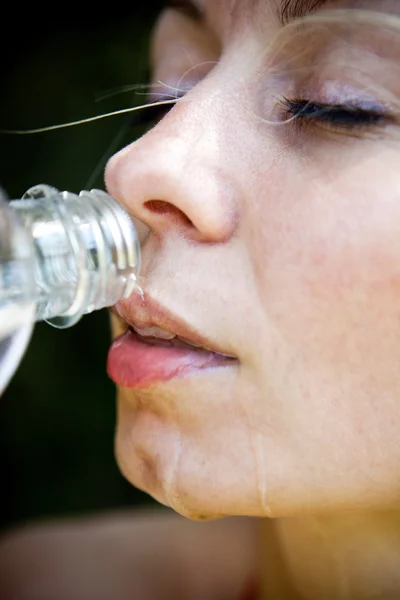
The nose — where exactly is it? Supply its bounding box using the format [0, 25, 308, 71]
[104, 95, 239, 244]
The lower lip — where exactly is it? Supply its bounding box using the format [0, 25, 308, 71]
[107, 329, 236, 388]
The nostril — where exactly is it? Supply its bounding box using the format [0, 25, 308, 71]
[144, 199, 194, 228]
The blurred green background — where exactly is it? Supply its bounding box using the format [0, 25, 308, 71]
[0, 5, 165, 531]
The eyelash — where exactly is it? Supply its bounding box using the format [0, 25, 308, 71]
[279, 97, 388, 132]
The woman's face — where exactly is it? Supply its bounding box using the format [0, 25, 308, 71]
[105, 0, 400, 519]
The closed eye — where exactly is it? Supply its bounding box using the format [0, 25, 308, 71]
[280, 97, 390, 132]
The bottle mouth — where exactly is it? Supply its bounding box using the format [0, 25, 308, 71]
[14, 184, 141, 329]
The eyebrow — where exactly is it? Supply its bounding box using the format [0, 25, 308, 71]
[280, 0, 332, 23]
[166, 0, 332, 24]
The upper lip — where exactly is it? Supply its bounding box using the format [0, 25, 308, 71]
[113, 292, 236, 357]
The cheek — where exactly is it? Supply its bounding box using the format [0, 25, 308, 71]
[246, 145, 400, 377]
[241, 150, 400, 509]
[257, 156, 400, 368]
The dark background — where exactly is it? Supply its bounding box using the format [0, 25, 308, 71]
[0, 5, 165, 531]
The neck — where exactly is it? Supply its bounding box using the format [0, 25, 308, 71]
[259, 510, 400, 600]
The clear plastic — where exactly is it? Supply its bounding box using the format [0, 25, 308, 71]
[0, 184, 141, 392]
[0, 191, 35, 393]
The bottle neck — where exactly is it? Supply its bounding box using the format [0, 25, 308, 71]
[11, 184, 141, 328]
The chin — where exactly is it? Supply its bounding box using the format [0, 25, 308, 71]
[113, 372, 276, 520]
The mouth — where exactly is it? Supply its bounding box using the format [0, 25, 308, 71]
[107, 294, 238, 388]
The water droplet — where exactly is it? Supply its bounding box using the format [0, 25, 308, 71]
[133, 281, 145, 300]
